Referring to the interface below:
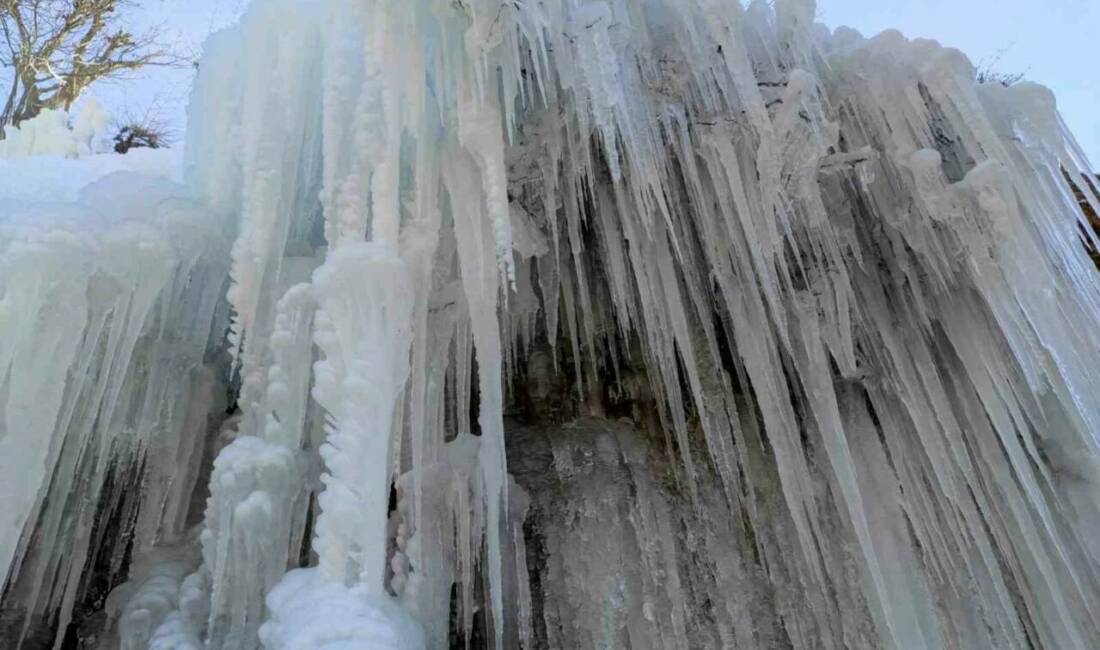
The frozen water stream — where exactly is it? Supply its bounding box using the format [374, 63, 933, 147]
[2, 0, 1100, 648]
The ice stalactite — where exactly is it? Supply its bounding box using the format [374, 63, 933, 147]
[4, 0, 1100, 648]
[179, 0, 527, 644]
[0, 174, 230, 647]
[181, 0, 1100, 645]
[308, 243, 414, 589]
[189, 286, 321, 650]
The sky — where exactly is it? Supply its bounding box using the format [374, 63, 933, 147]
[93, 0, 1098, 166]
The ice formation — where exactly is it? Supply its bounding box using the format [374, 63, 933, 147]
[3, 0, 1100, 648]
[0, 100, 110, 160]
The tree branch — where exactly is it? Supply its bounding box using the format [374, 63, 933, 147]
[0, 0, 180, 129]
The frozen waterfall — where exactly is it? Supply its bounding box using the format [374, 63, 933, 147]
[3, 0, 1100, 648]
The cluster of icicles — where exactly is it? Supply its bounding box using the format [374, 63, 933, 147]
[4, 0, 1100, 648]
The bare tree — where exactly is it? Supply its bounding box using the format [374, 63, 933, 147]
[0, 0, 178, 135]
[112, 99, 172, 153]
[975, 43, 1026, 88]
[976, 68, 1025, 87]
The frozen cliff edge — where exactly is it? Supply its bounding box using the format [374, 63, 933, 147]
[3, 0, 1100, 648]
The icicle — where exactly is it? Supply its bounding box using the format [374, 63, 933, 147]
[443, 144, 510, 648]
[310, 242, 415, 591]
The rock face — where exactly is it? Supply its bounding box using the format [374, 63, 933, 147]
[509, 404, 1088, 650]
[4, 1, 1100, 649]
[509, 418, 805, 650]
[1073, 175, 1100, 266]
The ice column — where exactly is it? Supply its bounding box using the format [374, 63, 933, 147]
[310, 242, 415, 590]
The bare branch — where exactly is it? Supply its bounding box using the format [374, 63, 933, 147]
[0, 0, 181, 131]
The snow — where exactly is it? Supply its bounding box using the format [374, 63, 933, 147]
[0, 100, 110, 159]
[3, 0, 1100, 648]
[0, 149, 181, 202]
[260, 568, 425, 650]
[0, 100, 181, 202]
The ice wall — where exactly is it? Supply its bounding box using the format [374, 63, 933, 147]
[4, 0, 1100, 648]
[0, 170, 231, 647]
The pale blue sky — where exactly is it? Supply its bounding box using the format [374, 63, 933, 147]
[100, 0, 1098, 166]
